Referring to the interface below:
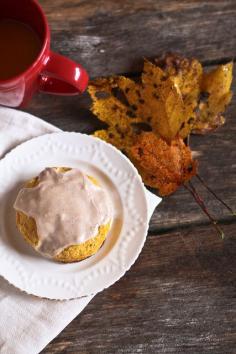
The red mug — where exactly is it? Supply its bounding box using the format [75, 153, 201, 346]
[0, 0, 88, 107]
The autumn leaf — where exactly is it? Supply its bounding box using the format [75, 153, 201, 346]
[88, 54, 233, 196]
[89, 76, 139, 151]
[192, 62, 233, 134]
[139, 60, 190, 140]
[154, 53, 202, 101]
[154, 54, 203, 137]
[129, 132, 197, 196]
[88, 56, 200, 196]
[89, 60, 195, 143]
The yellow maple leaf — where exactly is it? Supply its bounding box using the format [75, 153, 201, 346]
[193, 62, 233, 133]
[154, 54, 203, 137]
[89, 59, 195, 142]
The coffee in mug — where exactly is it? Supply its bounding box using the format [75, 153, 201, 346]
[0, 19, 41, 80]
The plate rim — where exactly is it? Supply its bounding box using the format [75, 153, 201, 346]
[0, 131, 149, 300]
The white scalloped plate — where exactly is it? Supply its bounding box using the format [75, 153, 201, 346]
[0, 132, 149, 300]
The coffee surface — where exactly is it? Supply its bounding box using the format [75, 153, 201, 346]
[0, 19, 41, 80]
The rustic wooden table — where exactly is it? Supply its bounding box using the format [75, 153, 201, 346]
[27, 1, 236, 353]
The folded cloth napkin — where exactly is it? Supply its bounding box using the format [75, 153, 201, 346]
[0, 107, 161, 354]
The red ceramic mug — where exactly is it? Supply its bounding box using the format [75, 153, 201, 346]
[0, 0, 88, 107]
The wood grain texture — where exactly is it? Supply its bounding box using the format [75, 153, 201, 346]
[38, 0, 236, 77]
[23, 1, 236, 353]
[42, 223, 236, 354]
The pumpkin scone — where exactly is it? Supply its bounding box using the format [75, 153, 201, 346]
[14, 167, 113, 263]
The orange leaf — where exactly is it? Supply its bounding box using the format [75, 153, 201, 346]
[129, 132, 197, 196]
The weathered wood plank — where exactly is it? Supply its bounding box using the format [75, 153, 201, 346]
[42, 222, 236, 354]
[38, 0, 236, 77]
[25, 65, 236, 232]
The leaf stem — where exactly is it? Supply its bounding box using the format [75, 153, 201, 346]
[184, 181, 225, 238]
[196, 174, 236, 217]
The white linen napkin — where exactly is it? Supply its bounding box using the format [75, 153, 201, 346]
[0, 107, 161, 354]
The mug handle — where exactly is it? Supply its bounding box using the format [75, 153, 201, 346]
[39, 51, 88, 95]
